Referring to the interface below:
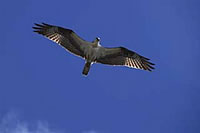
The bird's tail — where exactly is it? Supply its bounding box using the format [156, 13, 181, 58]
[82, 62, 91, 76]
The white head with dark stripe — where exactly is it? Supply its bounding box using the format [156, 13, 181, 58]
[96, 37, 100, 42]
[93, 37, 101, 45]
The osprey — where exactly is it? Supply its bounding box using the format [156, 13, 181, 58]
[33, 23, 155, 76]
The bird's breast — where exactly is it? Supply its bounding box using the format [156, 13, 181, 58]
[83, 46, 103, 61]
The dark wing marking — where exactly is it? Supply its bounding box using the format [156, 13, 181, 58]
[96, 47, 155, 71]
[32, 23, 86, 58]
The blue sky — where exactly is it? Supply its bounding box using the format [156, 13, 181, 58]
[0, 0, 200, 133]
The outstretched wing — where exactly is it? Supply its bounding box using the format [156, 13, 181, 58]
[32, 23, 87, 58]
[96, 47, 155, 71]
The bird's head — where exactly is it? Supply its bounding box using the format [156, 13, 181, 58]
[93, 37, 101, 46]
[96, 37, 100, 42]
[94, 37, 100, 43]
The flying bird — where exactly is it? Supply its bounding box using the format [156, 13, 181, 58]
[33, 23, 155, 76]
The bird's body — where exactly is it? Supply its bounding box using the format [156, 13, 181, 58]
[82, 42, 102, 62]
[33, 23, 155, 76]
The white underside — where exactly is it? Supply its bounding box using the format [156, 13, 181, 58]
[81, 44, 105, 62]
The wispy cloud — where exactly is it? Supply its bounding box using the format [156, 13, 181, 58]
[0, 111, 105, 133]
[0, 111, 62, 133]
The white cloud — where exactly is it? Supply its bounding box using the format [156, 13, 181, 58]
[0, 111, 105, 133]
[0, 111, 62, 133]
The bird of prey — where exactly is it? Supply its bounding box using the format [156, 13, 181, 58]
[33, 23, 155, 76]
